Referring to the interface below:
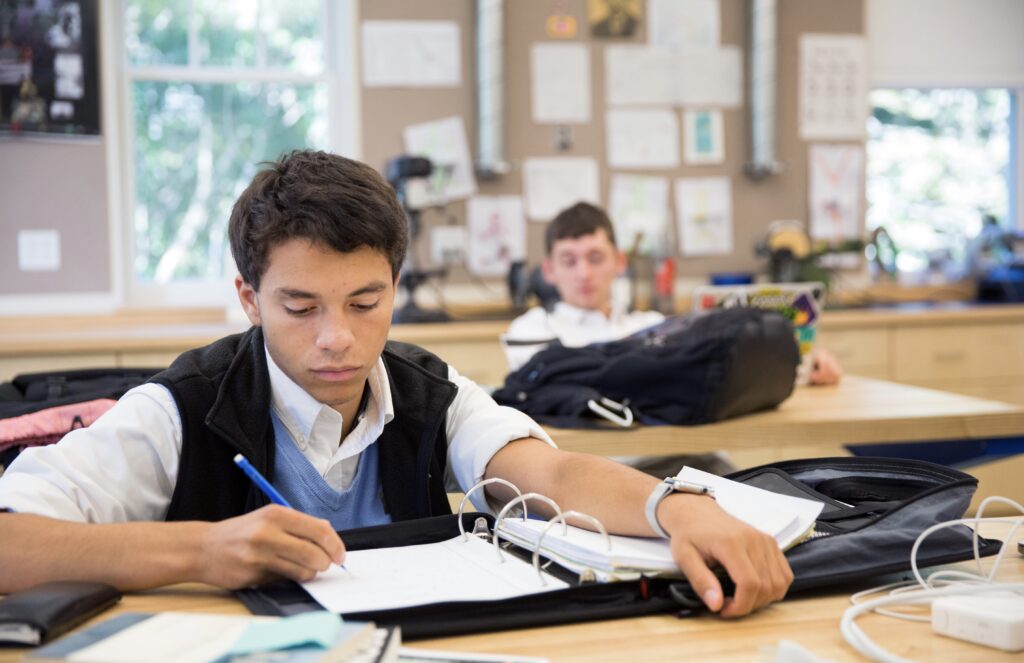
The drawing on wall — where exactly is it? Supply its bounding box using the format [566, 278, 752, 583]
[466, 196, 526, 277]
[609, 174, 669, 256]
[676, 177, 733, 256]
[606, 108, 679, 169]
[683, 109, 724, 165]
[402, 116, 478, 207]
[531, 42, 591, 124]
[362, 21, 460, 88]
[522, 157, 601, 221]
[0, 0, 100, 136]
[799, 34, 867, 140]
[647, 0, 720, 50]
[588, 0, 641, 38]
[808, 143, 863, 242]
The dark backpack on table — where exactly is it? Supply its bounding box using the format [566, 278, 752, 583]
[493, 307, 800, 427]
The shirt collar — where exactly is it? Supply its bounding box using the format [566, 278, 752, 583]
[552, 300, 626, 324]
[265, 347, 395, 451]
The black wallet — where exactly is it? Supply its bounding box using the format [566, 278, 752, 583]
[0, 582, 121, 646]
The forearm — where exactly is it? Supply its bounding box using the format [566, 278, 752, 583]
[0, 513, 206, 593]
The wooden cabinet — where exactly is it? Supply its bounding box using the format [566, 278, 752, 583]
[816, 328, 889, 380]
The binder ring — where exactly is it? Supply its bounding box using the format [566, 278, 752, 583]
[493, 493, 563, 563]
[532, 510, 610, 586]
[458, 478, 527, 542]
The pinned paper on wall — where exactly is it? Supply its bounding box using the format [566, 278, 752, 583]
[676, 177, 733, 256]
[522, 157, 601, 221]
[362, 21, 460, 88]
[648, 0, 720, 50]
[402, 116, 477, 206]
[606, 108, 679, 169]
[430, 225, 468, 267]
[609, 174, 670, 256]
[531, 43, 591, 123]
[605, 45, 677, 106]
[808, 144, 863, 241]
[799, 34, 867, 140]
[676, 46, 743, 108]
[683, 109, 724, 164]
[466, 196, 526, 277]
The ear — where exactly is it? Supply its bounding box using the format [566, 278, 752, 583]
[235, 275, 262, 327]
[614, 249, 627, 275]
[540, 258, 556, 285]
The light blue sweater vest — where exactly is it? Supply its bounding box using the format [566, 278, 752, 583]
[270, 411, 392, 531]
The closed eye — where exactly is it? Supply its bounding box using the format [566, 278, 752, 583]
[351, 301, 380, 312]
[284, 306, 315, 316]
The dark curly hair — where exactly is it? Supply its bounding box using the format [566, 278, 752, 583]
[545, 202, 617, 255]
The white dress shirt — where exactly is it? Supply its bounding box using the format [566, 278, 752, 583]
[0, 349, 554, 522]
[503, 302, 666, 371]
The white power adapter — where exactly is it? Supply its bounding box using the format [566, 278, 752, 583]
[931, 592, 1024, 652]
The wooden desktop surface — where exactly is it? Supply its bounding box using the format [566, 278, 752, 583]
[2, 535, 1021, 663]
[544, 375, 1024, 457]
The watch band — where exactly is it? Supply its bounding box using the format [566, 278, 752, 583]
[644, 479, 676, 539]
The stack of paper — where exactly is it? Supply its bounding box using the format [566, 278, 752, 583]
[497, 467, 824, 578]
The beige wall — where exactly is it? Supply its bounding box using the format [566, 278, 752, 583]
[359, 0, 865, 278]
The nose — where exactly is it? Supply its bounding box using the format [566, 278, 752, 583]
[314, 310, 356, 353]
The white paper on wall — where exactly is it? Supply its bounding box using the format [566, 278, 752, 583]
[522, 157, 601, 221]
[808, 143, 863, 241]
[531, 43, 591, 123]
[799, 34, 868, 140]
[648, 0, 720, 50]
[430, 225, 468, 267]
[606, 108, 680, 169]
[609, 174, 670, 256]
[402, 116, 477, 205]
[675, 46, 743, 108]
[605, 45, 677, 106]
[683, 109, 724, 164]
[466, 196, 526, 277]
[362, 21, 460, 87]
[676, 177, 733, 256]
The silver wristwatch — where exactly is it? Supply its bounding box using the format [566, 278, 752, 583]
[644, 477, 716, 539]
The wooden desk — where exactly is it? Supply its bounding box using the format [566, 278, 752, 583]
[545, 376, 1024, 458]
[2, 535, 1021, 663]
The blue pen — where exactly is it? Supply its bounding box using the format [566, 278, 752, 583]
[233, 453, 349, 573]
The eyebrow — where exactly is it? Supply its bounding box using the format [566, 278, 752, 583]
[275, 281, 388, 300]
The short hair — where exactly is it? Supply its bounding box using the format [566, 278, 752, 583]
[229, 150, 408, 290]
[544, 202, 617, 255]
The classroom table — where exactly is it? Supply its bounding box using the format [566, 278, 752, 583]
[543, 375, 1024, 458]
[2, 533, 1021, 663]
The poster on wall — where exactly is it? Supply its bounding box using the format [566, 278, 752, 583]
[466, 196, 526, 277]
[675, 177, 733, 256]
[588, 0, 641, 38]
[799, 34, 867, 140]
[808, 143, 863, 242]
[609, 174, 669, 256]
[0, 0, 101, 136]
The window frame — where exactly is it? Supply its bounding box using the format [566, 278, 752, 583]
[104, 0, 360, 310]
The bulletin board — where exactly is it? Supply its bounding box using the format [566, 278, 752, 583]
[358, 0, 865, 282]
[0, 0, 101, 137]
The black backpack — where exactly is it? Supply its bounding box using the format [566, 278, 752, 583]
[492, 308, 800, 427]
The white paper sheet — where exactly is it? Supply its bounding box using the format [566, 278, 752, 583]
[609, 174, 670, 255]
[799, 34, 868, 140]
[522, 157, 601, 221]
[362, 21, 460, 88]
[403, 116, 477, 204]
[675, 46, 743, 107]
[466, 196, 526, 277]
[430, 225, 468, 267]
[606, 108, 680, 169]
[604, 45, 677, 106]
[648, 0, 720, 50]
[675, 177, 733, 256]
[808, 143, 864, 241]
[301, 536, 567, 615]
[683, 109, 725, 164]
[531, 42, 591, 123]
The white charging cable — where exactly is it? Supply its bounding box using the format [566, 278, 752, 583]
[839, 496, 1024, 663]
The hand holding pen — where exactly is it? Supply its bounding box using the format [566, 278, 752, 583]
[233, 454, 351, 575]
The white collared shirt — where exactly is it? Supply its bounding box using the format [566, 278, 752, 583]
[503, 302, 665, 371]
[0, 348, 554, 522]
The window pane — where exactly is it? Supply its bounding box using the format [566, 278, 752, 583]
[131, 81, 327, 282]
[124, 0, 190, 66]
[194, 0, 323, 71]
[867, 89, 1011, 271]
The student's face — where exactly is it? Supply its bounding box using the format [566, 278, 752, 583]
[236, 238, 396, 413]
[542, 229, 626, 313]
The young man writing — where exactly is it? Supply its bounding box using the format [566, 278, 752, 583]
[505, 202, 843, 384]
[0, 152, 790, 618]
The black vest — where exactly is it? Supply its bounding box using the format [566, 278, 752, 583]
[151, 327, 457, 524]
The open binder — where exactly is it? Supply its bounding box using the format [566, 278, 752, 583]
[238, 458, 1002, 640]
